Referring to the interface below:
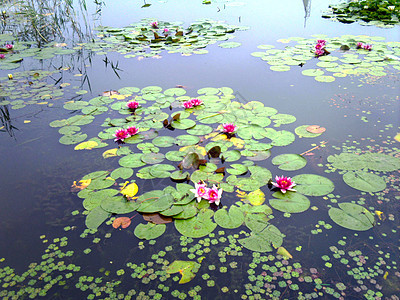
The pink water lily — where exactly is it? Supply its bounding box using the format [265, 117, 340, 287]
[163, 28, 169, 33]
[272, 176, 296, 193]
[183, 101, 193, 109]
[151, 21, 158, 28]
[206, 185, 223, 205]
[314, 40, 328, 57]
[362, 44, 372, 51]
[0, 54, 4, 59]
[190, 182, 209, 202]
[356, 42, 363, 49]
[190, 98, 203, 106]
[222, 123, 237, 134]
[127, 100, 139, 110]
[114, 129, 129, 142]
[5, 44, 13, 50]
[126, 126, 139, 136]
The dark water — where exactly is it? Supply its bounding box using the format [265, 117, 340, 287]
[0, 0, 399, 299]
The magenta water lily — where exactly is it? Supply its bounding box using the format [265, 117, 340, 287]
[314, 39, 329, 57]
[272, 175, 296, 193]
[190, 182, 223, 206]
[222, 123, 237, 134]
[5, 44, 13, 50]
[127, 100, 139, 110]
[0, 54, 4, 59]
[114, 126, 139, 142]
[151, 21, 158, 28]
[357, 42, 372, 51]
[183, 98, 203, 109]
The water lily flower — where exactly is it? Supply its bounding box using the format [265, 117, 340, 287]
[183, 101, 193, 109]
[190, 98, 203, 106]
[362, 44, 372, 51]
[315, 49, 324, 56]
[127, 100, 139, 110]
[0, 54, 4, 59]
[222, 123, 237, 134]
[272, 176, 296, 193]
[5, 44, 13, 50]
[388, 6, 395, 11]
[317, 40, 326, 45]
[190, 182, 209, 202]
[163, 28, 169, 33]
[356, 42, 363, 49]
[151, 21, 158, 28]
[126, 126, 139, 136]
[114, 128, 129, 142]
[7, 73, 12, 80]
[206, 185, 223, 205]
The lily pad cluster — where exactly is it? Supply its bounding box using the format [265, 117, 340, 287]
[0, 33, 77, 70]
[0, 70, 68, 108]
[322, 0, 400, 28]
[252, 35, 400, 82]
[49, 85, 341, 248]
[326, 152, 400, 192]
[87, 19, 248, 58]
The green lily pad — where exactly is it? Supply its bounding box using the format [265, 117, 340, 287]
[221, 150, 241, 162]
[175, 209, 217, 238]
[269, 191, 310, 213]
[101, 196, 139, 214]
[327, 153, 367, 170]
[226, 164, 248, 175]
[292, 174, 334, 196]
[85, 206, 110, 230]
[328, 203, 375, 231]
[171, 119, 196, 130]
[141, 153, 165, 164]
[134, 223, 166, 240]
[137, 194, 174, 213]
[214, 206, 244, 229]
[150, 164, 176, 178]
[175, 135, 200, 146]
[119, 153, 146, 168]
[110, 167, 134, 180]
[166, 260, 197, 284]
[186, 125, 213, 136]
[343, 171, 386, 193]
[272, 154, 307, 171]
[152, 136, 176, 147]
[295, 125, 323, 138]
[238, 224, 284, 252]
[362, 153, 400, 172]
[219, 42, 241, 48]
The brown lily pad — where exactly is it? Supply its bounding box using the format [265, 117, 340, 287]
[103, 90, 119, 96]
[306, 125, 326, 134]
[112, 217, 132, 229]
[143, 213, 173, 224]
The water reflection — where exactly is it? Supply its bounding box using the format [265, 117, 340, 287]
[303, 0, 311, 27]
[0, 104, 18, 138]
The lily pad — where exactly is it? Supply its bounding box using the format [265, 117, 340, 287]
[272, 154, 307, 171]
[269, 191, 310, 213]
[166, 260, 197, 284]
[214, 206, 244, 229]
[343, 171, 386, 193]
[328, 203, 375, 231]
[175, 209, 217, 238]
[85, 206, 110, 230]
[292, 174, 334, 196]
[134, 223, 166, 240]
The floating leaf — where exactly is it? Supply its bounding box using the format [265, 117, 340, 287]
[134, 223, 166, 240]
[143, 213, 173, 224]
[269, 191, 310, 213]
[166, 260, 197, 284]
[277, 246, 293, 259]
[112, 217, 132, 229]
[85, 206, 110, 230]
[328, 203, 375, 231]
[306, 125, 326, 134]
[214, 206, 244, 229]
[110, 167, 133, 180]
[175, 209, 217, 238]
[101, 196, 139, 214]
[238, 224, 284, 252]
[362, 153, 400, 172]
[327, 153, 367, 170]
[137, 194, 174, 213]
[120, 182, 139, 198]
[102, 148, 118, 158]
[71, 179, 91, 192]
[343, 171, 386, 192]
[272, 154, 307, 171]
[292, 174, 334, 196]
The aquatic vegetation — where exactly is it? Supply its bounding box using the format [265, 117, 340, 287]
[221, 123, 237, 134]
[113, 128, 129, 142]
[87, 18, 249, 58]
[127, 100, 140, 110]
[271, 175, 296, 193]
[252, 35, 400, 82]
[323, 0, 400, 28]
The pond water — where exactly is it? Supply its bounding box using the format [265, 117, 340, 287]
[0, 0, 399, 299]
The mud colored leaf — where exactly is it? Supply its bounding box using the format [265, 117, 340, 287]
[112, 217, 132, 229]
[143, 213, 173, 224]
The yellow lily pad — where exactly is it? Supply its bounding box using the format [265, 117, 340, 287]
[74, 141, 98, 150]
[102, 148, 118, 158]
